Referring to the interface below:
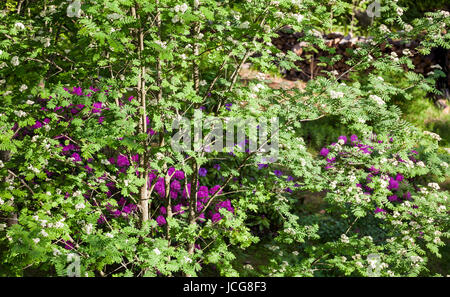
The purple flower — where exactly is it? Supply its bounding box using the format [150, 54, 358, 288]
[31, 120, 43, 130]
[225, 103, 232, 111]
[118, 197, 127, 207]
[71, 153, 82, 162]
[170, 180, 181, 191]
[173, 204, 184, 214]
[374, 207, 386, 214]
[258, 163, 268, 170]
[73, 87, 83, 96]
[211, 212, 222, 223]
[388, 195, 398, 202]
[320, 148, 329, 157]
[128, 96, 134, 102]
[395, 173, 404, 182]
[387, 178, 399, 190]
[338, 135, 347, 144]
[209, 185, 222, 196]
[116, 154, 129, 167]
[98, 117, 105, 124]
[198, 167, 207, 177]
[350, 134, 358, 143]
[174, 170, 185, 180]
[213, 164, 221, 171]
[287, 176, 294, 182]
[92, 102, 102, 113]
[272, 170, 282, 178]
[284, 187, 293, 193]
[160, 206, 167, 215]
[156, 215, 167, 226]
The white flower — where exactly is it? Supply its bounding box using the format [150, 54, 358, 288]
[153, 248, 161, 255]
[397, 7, 403, 16]
[434, 237, 442, 244]
[0, 198, 4, 205]
[441, 162, 448, 168]
[74, 202, 85, 210]
[184, 256, 193, 263]
[340, 234, 350, 244]
[14, 22, 25, 30]
[379, 24, 390, 33]
[428, 183, 440, 190]
[370, 94, 384, 105]
[293, 14, 304, 23]
[292, 251, 299, 256]
[402, 49, 412, 56]
[417, 161, 425, 167]
[11, 56, 19, 66]
[174, 3, 188, 13]
[274, 11, 284, 18]
[404, 24, 413, 32]
[423, 131, 441, 141]
[154, 40, 167, 49]
[84, 223, 93, 235]
[438, 205, 446, 212]
[430, 64, 442, 70]
[105, 232, 114, 238]
[330, 90, 344, 99]
[40, 230, 48, 237]
[32, 238, 40, 244]
[26, 99, 34, 104]
[239, 21, 249, 29]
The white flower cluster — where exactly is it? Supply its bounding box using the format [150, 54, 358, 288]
[27, 164, 40, 174]
[250, 83, 265, 93]
[14, 22, 25, 30]
[174, 3, 188, 14]
[427, 183, 440, 190]
[154, 40, 167, 49]
[423, 131, 441, 141]
[75, 202, 85, 210]
[14, 110, 27, 117]
[379, 24, 390, 34]
[340, 234, 350, 244]
[330, 90, 344, 99]
[370, 94, 384, 105]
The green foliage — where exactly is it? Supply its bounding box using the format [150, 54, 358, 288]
[0, 0, 448, 277]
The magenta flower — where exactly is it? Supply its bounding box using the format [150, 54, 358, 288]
[116, 154, 129, 167]
[118, 197, 127, 207]
[209, 185, 222, 196]
[374, 207, 386, 214]
[320, 148, 329, 157]
[92, 102, 102, 113]
[388, 195, 398, 202]
[156, 215, 166, 226]
[387, 178, 399, 190]
[170, 180, 181, 191]
[31, 120, 43, 129]
[174, 170, 185, 180]
[338, 135, 347, 144]
[211, 212, 222, 222]
[71, 153, 82, 162]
